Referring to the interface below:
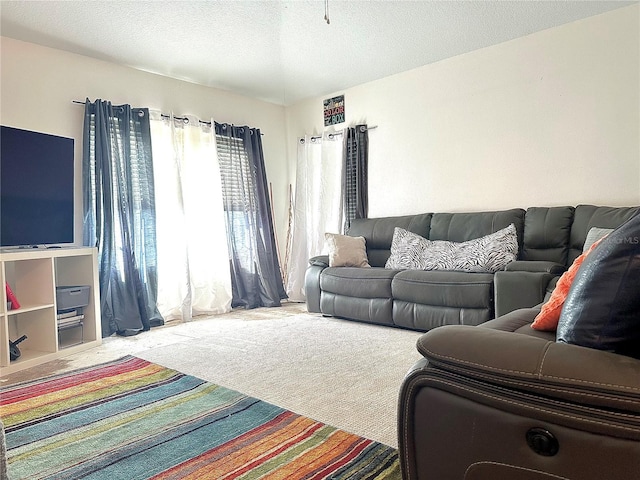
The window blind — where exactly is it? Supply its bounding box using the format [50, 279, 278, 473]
[216, 134, 255, 212]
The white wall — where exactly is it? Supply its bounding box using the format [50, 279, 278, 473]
[0, 36, 290, 250]
[2, 5, 639, 259]
[286, 5, 640, 216]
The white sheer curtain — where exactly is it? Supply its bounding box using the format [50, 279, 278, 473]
[150, 111, 232, 321]
[285, 133, 344, 301]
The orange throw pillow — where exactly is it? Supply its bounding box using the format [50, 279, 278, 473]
[531, 239, 603, 331]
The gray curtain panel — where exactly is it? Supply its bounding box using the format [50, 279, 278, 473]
[82, 99, 164, 337]
[215, 123, 287, 308]
[343, 125, 369, 232]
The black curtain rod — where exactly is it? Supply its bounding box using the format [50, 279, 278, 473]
[325, 125, 378, 135]
[73, 100, 264, 132]
[308, 125, 378, 140]
[73, 100, 212, 125]
[159, 113, 212, 126]
[74, 101, 376, 134]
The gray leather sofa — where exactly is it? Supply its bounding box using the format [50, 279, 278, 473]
[305, 205, 639, 332]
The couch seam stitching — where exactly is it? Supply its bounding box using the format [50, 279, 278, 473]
[410, 377, 640, 432]
[444, 368, 640, 414]
[418, 342, 640, 392]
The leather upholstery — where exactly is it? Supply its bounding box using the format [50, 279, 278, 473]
[305, 205, 639, 331]
[392, 301, 492, 331]
[520, 206, 574, 264]
[398, 306, 640, 480]
[304, 264, 324, 313]
[320, 293, 393, 325]
[324, 209, 524, 330]
[497, 205, 638, 315]
[348, 213, 432, 267]
[504, 260, 566, 273]
[568, 205, 639, 264]
[319, 267, 399, 324]
[428, 209, 525, 245]
[391, 270, 493, 308]
[320, 266, 398, 298]
[493, 271, 555, 318]
[392, 270, 494, 330]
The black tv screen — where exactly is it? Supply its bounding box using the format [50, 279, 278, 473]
[1, 126, 75, 248]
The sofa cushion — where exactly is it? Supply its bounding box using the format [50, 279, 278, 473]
[568, 205, 640, 264]
[320, 293, 394, 326]
[324, 233, 370, 267]
[320, 266, 399, 298]
[392, 270, 494, 308]
[557, 212, 640, 358]
[428, 208, 525, 246]
[481, 306, 556, 341]
[520, 206, 574, 265]
[347, 213, 432, 267]
[385, 225, 518, 273]
[393, 301, 492, 330]
[392, 270, 494, 330]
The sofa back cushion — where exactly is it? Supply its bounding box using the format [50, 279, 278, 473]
[345, 206, 639, 269]
[520, 206, 574, 265]
[348, 213, 432, 267]
[568, 205, 640, 264]
[428, 209, 525, 248]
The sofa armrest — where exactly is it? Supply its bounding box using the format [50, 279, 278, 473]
[505, 260, 566, 274]
[416, 325, 640, 415]
[480, 305, 546, 335]
[399, 324, 640, 480]
[309, 255, 329, 268]
[304, 264, 326, 313]
[494, 270, 556, 317]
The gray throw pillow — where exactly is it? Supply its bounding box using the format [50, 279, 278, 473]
[557, 213, 640, 358]
[583, 226, 614, 252]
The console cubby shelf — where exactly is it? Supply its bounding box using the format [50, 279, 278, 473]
[0, 247, 101, 376]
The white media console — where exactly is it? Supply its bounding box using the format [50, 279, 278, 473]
[1, 247, 101, 376]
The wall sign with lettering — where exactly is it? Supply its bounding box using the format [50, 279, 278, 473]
[324, 95, 345, 126]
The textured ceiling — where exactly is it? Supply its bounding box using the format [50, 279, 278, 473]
[0, 1, 635, 105]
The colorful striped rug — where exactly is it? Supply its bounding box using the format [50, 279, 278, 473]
[0, 356, 400, 479]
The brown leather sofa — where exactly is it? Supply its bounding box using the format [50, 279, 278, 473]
[397, 305, 640, 480]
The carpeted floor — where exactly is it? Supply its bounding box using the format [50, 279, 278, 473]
[0, 303, 424, 448]
[1, 355, 401, 479]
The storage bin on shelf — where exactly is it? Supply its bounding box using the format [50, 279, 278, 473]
[56, 285, 90, 348]
[56, 285, 90, 311]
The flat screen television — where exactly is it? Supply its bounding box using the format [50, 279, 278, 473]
[1, 125, 75, 248]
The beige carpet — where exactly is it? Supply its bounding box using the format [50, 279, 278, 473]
[1, 303, 423, 448]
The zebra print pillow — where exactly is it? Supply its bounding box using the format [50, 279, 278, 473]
[385, 224, 518, 273]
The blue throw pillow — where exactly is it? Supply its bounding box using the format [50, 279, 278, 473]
[556, 212, 640, 358]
